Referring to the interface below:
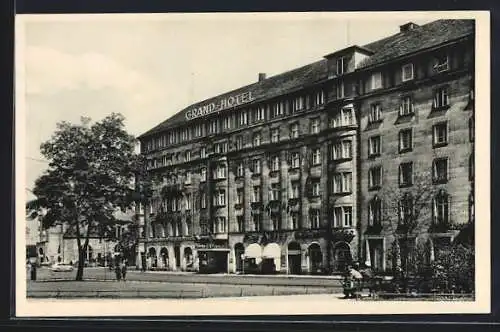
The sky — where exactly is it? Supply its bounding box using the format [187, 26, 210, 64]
[18, 12, 438, 200]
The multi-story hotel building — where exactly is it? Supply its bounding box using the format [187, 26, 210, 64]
[137, 19, 474, 274]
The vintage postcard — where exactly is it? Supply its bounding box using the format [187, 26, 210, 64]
[15, 11, 490, 317]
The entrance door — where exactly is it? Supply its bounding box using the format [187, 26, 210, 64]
[308, 243, 322, 274]
[174, 246, 181, 268]
[234, 243, 244, 272]
[333, 242, 352, 273]
[288, 242, 302, 274]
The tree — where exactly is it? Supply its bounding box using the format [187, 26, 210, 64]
[378, 171, 437, 289]
[26, 113, 138, 280]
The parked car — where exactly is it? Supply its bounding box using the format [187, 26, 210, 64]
[49, 263, 74, 272]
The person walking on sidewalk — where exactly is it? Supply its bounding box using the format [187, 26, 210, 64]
[115, 259, 122, 281]
[121, 259, 128, 281]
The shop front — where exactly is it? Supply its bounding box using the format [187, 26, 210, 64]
[195, 238, 229, 274]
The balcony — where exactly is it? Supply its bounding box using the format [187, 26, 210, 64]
[331, 227, 356, 243]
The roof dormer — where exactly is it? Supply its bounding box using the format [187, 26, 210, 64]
[324, 45, 374, 78]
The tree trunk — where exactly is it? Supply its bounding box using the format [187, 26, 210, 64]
[75, 222, 91, 281]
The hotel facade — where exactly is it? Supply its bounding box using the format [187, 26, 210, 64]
[137, 19, 475, 274]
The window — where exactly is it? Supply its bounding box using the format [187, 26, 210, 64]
[271, 155, 280, 172]
[208, 119, 218, 134]
[200, 147, 206, 159]
[272, 101, 285, 117]
[399, 128, 413, 152]
[331, 140, 352, 160]
[194, 124, 203, 137]
[185, 193, 192, 210]
[271, 128, 280, 143]
[310, 118, 320, 134]
[253, 159, 261, 174]
[290, 123, 299, 139]
[369, 136, 381, 157]
[368, 166, 382, 189]
[214, 141, 228, 154]
[433, 87, 449, 109]
[402, 63, 414, 81]
[252, 186, 261, 203]
[332, 172, 352, 193]
[223, 116, 231, 130]
[214, 164, 227, 179]
[253, 214, 261, 232]
[290, 181, 300, 199]
[237, 215, 245, 233]
[399, 162, 413, 187]
[331, 107, 354, 127]
[290, 213, 300, 230]
[312, 180, 321, 197]
[236, 188, 244, 205]
[184, 150, 191, 162]
[200, 167, 207, 182]
[186, 217, 192, 236]
[337, 81, 345, 99]
[235, 135, 243, 150]
[314, 90, 325, 105]
[236, 162, 244, 177]
[433, 191, 449, 225]
[291, 152, 300, 169]
[334, 206, 353, 227]
[293, 96, 305, 112]
[310, 209, 320, 229]
[214, 190, 226, 206]
[312, 148, 322, 165]
[255, 106, 266, 122]
[371, 72, 382, 90]
[201, 192, 207, 209]
[271, 215, 280, 231]
[185, 171, 192, 184]
[253, 132, 261, 147]
[214, 217, 227, 234]
[368, 197, 382, 226]
[433, 158, 448, 183]
[239, 111, 248, 126]
[399, 194, 413, 225]
[336, 57, 347, 75]
[399, 96, 414, 116]
[433, 122, 448, 147]
[434, 54, 449, 72]
[369, 103, 382, 123]
[469, 117, 474, 142]
[269, 184, 280, 201]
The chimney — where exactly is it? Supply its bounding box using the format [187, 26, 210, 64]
[258, 73, 267, 82]
[399, 22, 419, 33]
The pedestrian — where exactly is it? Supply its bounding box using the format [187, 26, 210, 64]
[115, 261, 122, 281]
[121, 259, 128, 281]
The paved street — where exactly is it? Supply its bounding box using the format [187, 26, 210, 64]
[27, 266, 344, 299]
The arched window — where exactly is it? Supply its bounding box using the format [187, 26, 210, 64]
[433, 190, 449, 225]
[368, 196, 382, 226]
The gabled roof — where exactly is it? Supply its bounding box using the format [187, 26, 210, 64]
[139, 19, 474, 139]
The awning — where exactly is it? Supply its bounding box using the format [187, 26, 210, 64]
[262, 243, 281, 258]
[244, 243, 262, 258]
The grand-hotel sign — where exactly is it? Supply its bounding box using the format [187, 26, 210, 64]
[185, 91, 254, 120]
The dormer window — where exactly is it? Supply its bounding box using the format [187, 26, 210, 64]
[336, 57, 348, 75]
[434, 54, 449, 73]
[371, 72, 382, 90]
[402, 63, 414, 82]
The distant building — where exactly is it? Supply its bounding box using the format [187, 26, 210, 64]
[137, 19, 474, 274]
[31, 209, 135, 266]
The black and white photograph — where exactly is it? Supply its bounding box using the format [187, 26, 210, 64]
[15, 11, 490, 317]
